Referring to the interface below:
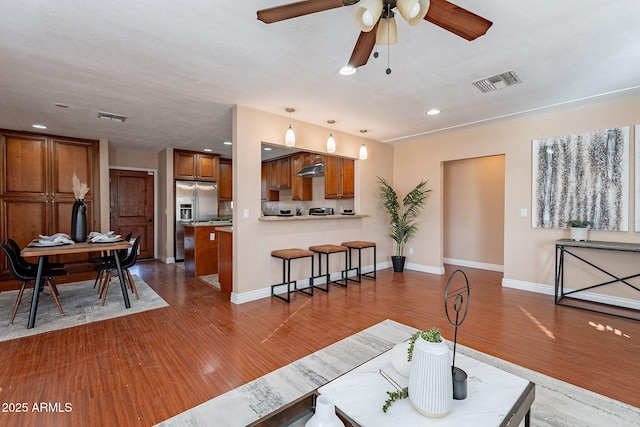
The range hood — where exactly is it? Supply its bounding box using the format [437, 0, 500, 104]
[296, 163, 324, 177]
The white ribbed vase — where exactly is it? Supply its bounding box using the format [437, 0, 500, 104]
[408, 337, 452, 417]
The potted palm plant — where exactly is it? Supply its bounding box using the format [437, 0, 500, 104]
[377, 177, 431, 272]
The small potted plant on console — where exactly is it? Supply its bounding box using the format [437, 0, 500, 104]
[567, 219, 591, 241]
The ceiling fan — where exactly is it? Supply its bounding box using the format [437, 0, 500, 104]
[257, 0, 492, 71]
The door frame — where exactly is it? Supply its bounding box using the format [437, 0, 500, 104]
[108, 166, 157, 259]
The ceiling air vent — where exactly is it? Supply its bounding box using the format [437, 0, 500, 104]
[473, 70, 522, 93]
[98, 111, 127, 123]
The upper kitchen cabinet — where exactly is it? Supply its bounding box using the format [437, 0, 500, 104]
[268, 157, 291, 191]
[325, 156, 354, 199]
[174, 149, 219, 182]
[291, 153, 312, 201]
[303, 152, 325, 166]
[261, 163, 279, 201]
[219, 158, 232, 200]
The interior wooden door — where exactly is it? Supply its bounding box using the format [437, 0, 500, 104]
[109, 169, 154, 259]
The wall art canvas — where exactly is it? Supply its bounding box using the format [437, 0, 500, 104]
[532, 126, 629, 230]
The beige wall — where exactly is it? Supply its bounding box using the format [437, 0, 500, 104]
[394, 95, 640, 297]
[233, 105, 394, 300]
[108, 145, 159, 170]
[443, 155, 505, 268]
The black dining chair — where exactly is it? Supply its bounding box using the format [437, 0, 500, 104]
[91, 232, 133, 290]
[5, 238, 66, 271]
[94, 235, 142, 306]
[0, 243, 67, 325]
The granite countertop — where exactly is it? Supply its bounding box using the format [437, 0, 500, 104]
[184, 221, 232, 227]
[215, 226, 233, 233]
[259, 214, 368, 221]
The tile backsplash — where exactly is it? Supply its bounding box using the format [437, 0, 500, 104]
[261, 177, 354, 216]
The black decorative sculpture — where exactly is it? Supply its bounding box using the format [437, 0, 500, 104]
[444, 269, 471, 400]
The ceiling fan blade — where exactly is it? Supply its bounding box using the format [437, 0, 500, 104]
[348, 26, 377, 68]
[257, 0, 355, 24]
[424, 0, 493, 41]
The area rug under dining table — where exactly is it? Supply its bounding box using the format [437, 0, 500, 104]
[156, 319, 640, 427]
[0, 274, 168, 342]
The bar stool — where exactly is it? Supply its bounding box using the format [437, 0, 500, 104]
[308, 244, 349, 291]
[271, 248, 315, 303]
[341, 241, 377, 283]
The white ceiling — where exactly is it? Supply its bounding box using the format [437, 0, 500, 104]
[1, 0, 640, 159]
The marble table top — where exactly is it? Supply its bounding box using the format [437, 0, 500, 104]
[318, 348, 533, 426]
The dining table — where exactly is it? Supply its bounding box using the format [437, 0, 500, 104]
[21, 240, 133, 329]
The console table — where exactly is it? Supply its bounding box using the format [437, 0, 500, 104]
[555, 239, 640, 321]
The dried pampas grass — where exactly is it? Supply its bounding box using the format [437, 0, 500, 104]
[72, 173, 89, 200]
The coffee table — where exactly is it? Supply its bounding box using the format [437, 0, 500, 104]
[251, 348, 534, 426]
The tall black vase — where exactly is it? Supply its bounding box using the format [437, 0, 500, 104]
[71, 199, 87, 243]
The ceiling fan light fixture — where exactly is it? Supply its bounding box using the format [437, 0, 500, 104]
[397, 0, 430, 26]
[376, 17, 398, 46]
[353, 0, 383, 32]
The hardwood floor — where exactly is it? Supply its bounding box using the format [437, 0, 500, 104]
[1, 261, 638, 426]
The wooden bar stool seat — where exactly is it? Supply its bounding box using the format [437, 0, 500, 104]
[271, 248, 315, 303]
[308, 244, 349, 291]
[341, 241, 377, 283]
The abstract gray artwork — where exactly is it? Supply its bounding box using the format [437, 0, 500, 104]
[532, 127, 629, 230]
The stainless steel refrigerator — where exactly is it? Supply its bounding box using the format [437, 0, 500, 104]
[175, 180, 218, 261]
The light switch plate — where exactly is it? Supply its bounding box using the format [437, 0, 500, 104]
[520, 208, 527, 217]
[243, 208, 249, 219]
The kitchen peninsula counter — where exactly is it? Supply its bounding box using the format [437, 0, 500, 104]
[216, 226, 232, 295]
[183, 223, 229, 277]
[259, 214, 368, 222]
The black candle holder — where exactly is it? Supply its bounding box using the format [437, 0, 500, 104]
[444, 269, 471, 400]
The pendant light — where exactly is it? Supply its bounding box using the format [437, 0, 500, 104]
[326, 120, 336, 153]
[285, 108, 296, 147]
[359, 129, 368, 160]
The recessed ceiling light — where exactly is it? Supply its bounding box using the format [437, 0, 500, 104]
[339, 66, 357, 76]
[32, 124, 47, 129]
[426, 109, 441, 116]
[223, 141, 232, 145]
[203, 148, 213, 152]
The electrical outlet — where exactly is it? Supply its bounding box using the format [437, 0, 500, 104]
[520, 208, 528, 217]
[210, 233, 215, 240]
[409, 248, 414, 255]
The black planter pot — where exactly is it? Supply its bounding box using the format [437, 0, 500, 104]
[391, 256, 406, 272]
[71, 199, 87, 243]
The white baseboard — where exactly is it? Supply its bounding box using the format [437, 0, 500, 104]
[502, 278, 640, 310]
[405, 262, 445, 275]
[162, 256, 175, 264]
[444, 258, 504, 273]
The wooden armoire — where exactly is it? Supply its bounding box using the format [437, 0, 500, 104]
[0, 130, 100, 283]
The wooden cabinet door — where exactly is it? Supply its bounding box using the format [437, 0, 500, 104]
[278, 157, 291, 190]
[324, 156, 354, 199]
[324, 156, 341, 199]
[175, 151, 197, 180]
[269, 160, 279, 190]
[219, 160, 232, 200]
[51, 139, 95, 199]
[196, 154, 219, 182]
[2, 134, 49, 196]
[291, 154, 312, 201]
[261, 162, 279, 201]
[341, 158, 355, 198]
